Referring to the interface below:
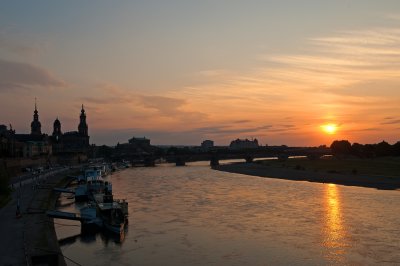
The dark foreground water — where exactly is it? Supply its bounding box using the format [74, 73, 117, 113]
[55, 163, 400, 265]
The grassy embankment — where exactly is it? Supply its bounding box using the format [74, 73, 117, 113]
[258, 156, 400, 178]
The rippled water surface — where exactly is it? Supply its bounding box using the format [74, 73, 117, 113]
[56, 163, 400, 265]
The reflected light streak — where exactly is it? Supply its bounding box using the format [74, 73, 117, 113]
[323, 184, 348, 262]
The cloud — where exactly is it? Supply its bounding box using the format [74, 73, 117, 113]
[0, 28, 45, 57]
[139, 95, 208, 121]
[139, 95, 186, 115]
[0, 38, 40, 57]
[233, 119, 252, 124]
[352, 128, 380, 132]
[262, 28, 400, 91]
[192, 125, 256, 136]
[80, 83, 135, 105]
[384, 13, 400, 21]
[77, 83, 209, 131]
[0, 59, 66, 91]
[188, 124, 296, 137]
[82, 96, 133, 105]
[81, 97, 119, 105]
[197, 69, 231, 78]
[381, 119, 400, 125]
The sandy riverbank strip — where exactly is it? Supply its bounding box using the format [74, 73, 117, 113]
[213, 163, 400, 190]
[0, 168, 77, 266]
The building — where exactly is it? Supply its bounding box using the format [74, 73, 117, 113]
[1, 103, 52, 158]
[12, 102, 52, 158]
[1, 102, 90, 173]
[114, 136, 153, 158]
[31, 101, 41, 135]
[0, 125, 19, 157]
[51, 105, 90, 154]
[201, 140, 214, 150]
[22, 140, 52, 158]
[128, 137, 150, 148]
[229, 138, 259, 150]
[13, 134, 51, 157]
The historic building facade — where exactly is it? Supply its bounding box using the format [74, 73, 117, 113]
[201, 140, 214, 151]
[1, 102, 90, 158]
[229, 138, 259, 150]
[1, 102, 52, 158]
[31, 101, 42, 135]
[51, 105, 90, 154]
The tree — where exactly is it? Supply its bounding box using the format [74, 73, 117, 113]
[330, 140, 352, 155]
[392, 141, 400, 156]
[374, 141, 392, 157]
[351, 142, 365, 158]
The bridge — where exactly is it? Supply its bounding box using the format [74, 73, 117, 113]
[112, 146, 332, 167]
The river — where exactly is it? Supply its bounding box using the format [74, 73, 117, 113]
[55, 162, 400, 265]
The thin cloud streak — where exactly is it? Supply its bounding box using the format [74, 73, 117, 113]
[0, 59, 66, 91]
[0, 27, 45, 58]
[381, 119, 400, 125]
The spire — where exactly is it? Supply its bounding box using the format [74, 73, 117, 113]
[31, 98, 41, 135]
[78, 104, 88, 137]
[34, 97, 38, 114]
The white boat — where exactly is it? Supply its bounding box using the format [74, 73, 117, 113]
[75, 168, 112, 202]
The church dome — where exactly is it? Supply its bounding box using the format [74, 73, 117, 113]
[54, 118, 61, 126]
[31, 120, 41, 127]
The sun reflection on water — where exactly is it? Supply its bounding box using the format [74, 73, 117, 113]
[323, 184, 348, 262]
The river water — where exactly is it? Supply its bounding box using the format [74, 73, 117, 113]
[55, 162, 400, 265]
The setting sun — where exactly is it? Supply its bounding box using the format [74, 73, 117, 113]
[322, 124, 338, 135]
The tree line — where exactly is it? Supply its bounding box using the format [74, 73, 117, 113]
[330, 140, 400, 158]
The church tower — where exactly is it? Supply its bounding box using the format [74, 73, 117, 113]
[31, 99, 42, 135]
[52, 117, 62, 141]
[78, 104, 88, 136]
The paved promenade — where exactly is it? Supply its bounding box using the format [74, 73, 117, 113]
[0, 168, 74, 266]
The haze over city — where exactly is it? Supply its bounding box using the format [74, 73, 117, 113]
[1, 1, 400, 146]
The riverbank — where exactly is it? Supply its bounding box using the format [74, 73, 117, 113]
[0, 168, 76, 265]
[213, 160, 400, 190]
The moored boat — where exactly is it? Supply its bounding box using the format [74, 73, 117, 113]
[97, 194, 128, 234]
[75, 167, 112, 202]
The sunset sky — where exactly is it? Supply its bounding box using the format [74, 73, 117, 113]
[1, 1, 400, 146]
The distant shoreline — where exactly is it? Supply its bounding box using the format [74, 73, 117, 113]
[213, 162, 400, 190]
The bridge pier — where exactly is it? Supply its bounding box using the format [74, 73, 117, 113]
[210, 157, 219, 167]
[144, 157, 156, 167]
[244, 155, 254, 163]
[175, 157, 186, 166]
